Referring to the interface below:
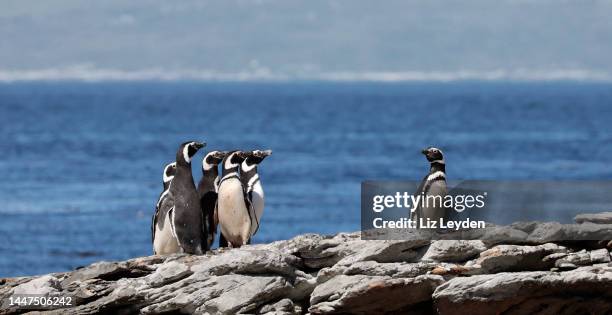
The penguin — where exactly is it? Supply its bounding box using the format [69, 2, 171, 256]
[411, 147, 447, 225]
[154, 141, 206, 255]
[151, 162, 176, 253]
[216, 150, 250, 248]
[197, 150, 228, 249]
[240, 149, 272, 239]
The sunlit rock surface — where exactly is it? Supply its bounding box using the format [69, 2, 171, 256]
[1, 213, 612, 314]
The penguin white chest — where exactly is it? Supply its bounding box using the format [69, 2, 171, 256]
[422, 180, 447, 221]
[217, 178, 250, 244]
[153, 208, 181, 255]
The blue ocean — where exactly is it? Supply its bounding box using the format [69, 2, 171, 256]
[1, 82, 611, 277]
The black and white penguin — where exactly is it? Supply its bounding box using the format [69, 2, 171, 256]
[240, 149, 272, 240]
[216, 150, 250, 248]
[154, 141, 206, 255]
[151, 162, 176, 253]
[197, 150, 228, 249]
[411, 147, 447, 224]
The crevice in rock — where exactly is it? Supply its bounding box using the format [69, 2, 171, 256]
[97, 267, 152, 281]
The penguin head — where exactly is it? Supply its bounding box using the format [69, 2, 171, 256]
[422, 147, 444, 163]
[163, 162, 177, 183]
[203, 151, 228, 171]
[177, 141, 206, 165]
[222, 150, 248, 171]
[245, 149, 273, 165]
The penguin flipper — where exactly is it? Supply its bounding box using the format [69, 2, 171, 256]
[151, 213, 157, 246]
[248, 191, 261, 236]
[151, 192, 167, 246]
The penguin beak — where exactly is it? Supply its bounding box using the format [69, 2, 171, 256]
[194, 142, 206, 149]
[421, 149, 428, 155]
[262, 149, 272, 157]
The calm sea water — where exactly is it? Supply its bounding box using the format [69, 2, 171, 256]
[1, 81, 611, 277]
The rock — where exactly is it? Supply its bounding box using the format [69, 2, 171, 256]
[556, 262, 578, 270]
[12, 275, 62, 296]
[474, 243, 567, 273]
[2, 215, 612, 314]
[550, 248, 611, 271]
[147, 260, 192, 287]
[589, 248, 611, 263]
[0, 246, 313, 315]
[433, 265, 612, 315]
[316, 261, 440, 284]
[421, 240, 487, 262]
[527, 222, 612, 243]
[259, 298, 301, 315]
[575, 212, 612, 224]
[309, 274, 444, 314]
[554, 249, 591, 269]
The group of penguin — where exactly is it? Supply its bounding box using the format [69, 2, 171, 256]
[150, 143, 445, 254]
[151, 141, 272, 255]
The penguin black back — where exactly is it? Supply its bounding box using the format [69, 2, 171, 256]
[170, 141, 207, 254]
[198, 150, 228, 249]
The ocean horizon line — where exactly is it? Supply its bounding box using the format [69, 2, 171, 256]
[1, 66, 611, 83]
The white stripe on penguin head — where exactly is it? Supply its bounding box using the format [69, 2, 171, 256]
[241, 160, 257, 172]
[163, 162, 176, 183]
[224, 152, 240, 170]
[183, 142, 195, 164]
[202, 151, 218, 171]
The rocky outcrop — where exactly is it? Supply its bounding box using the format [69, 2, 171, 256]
[575, 212, 612, 224]
[1, 216, 612, 315]
[433, 265, 612, 315]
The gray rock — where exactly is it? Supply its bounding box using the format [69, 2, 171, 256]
[474, 243, 567, 273]
[421, 240, 487, 262]
[1, 218, 612, 315]
[147, 260, 192, 287]
[433, 265, 612, 315]
[317, 261, 438, 283]
[589, 248, 611, 263]
[554, 249, 591, 268]
[12, 275, 62, 296]
[527, 222, 612, 243]
[259, 298, 301, 315]
[575, 212, 612, 224]
[309, 274, 444, 314]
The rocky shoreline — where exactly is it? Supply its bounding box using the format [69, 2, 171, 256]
[2, 213, 612, 314]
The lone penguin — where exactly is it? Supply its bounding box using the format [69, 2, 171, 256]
[240, 149, 272, 239]
[411, 147, 447, 225]
[216, 150, 250, 248]
[151, 162, 176, 253]
[197, 150, 228, 249]
[153, 141, 206, 255]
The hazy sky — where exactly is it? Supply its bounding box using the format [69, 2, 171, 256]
[1, 0, 611, 81]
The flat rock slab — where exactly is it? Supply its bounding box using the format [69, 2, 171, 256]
[575, 212, 612, 224]
[309, 274, 444, 314]
[433, 265, 612, 315]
